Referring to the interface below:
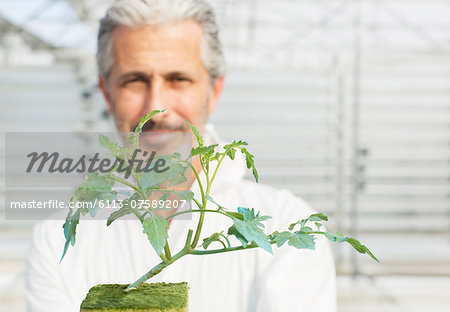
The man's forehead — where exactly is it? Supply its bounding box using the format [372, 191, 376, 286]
[112, 21, 202, 57]
[110, 20, 205, 75]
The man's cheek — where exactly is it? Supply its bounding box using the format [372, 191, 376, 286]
[173, 90, 202, 111]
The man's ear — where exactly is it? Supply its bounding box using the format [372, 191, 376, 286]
[208, 76, 224, 114]
[98, 75, 113, 114]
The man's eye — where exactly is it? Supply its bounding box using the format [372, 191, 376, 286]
[173, 77, 189, 82]
[125, 77, 143, 84]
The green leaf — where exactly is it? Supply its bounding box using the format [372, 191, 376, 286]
[324, 232, 347, 243]
[141, 156, 188, 189]
[237, 207, 271, 228]
[314, 222, 323, 231]
[83, 172, 114, 192]
[226, 148, 236, 160]
[300, 226, 314, 233]
[106, 205, 133, 226]
[345, 238, 379, 262]
[88, 191, 117, 217]
[289, 212, 329, 231]
[308, 213, 328, 222]
[274, 231, 291, 247]
[70, 174, 116, 217]
[178, 190, 194, 201]
[186, 120, 203, 147]
[223, 140, 248, 150]
[141, 169, 168, 189]
[202, 232, 226, 249]
[166, 159, 188, 186]
[128, 133, 139, 146]
[224, 211, 244, 220]
[129, 109, 165, 145]
[98, 134, 118, 155]
[60, 209, 81, 262]
[240, 147, 258, 182]
[159, 191, 172, 202]
[142, 215, 169, 256]
[205, 194, 220, 207]
[211, 152, 221, 161]
[288, 232, 316, 250]
[227, 225, 249, 247]
[231, 218, 272, 253]
[191, 144, 218, 157]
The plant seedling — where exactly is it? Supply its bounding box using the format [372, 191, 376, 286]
[61, 110, 379, 292]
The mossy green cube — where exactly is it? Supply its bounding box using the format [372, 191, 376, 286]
[80, 282, 189, 312]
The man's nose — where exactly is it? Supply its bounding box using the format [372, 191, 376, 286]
[145, 79, 167, 113]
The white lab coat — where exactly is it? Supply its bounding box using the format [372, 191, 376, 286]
[25, 125, 337, 312]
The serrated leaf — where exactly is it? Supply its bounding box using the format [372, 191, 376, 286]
[186, 120, 203, 147]
[240, 147, 258, 182]
[237, 207, 271, 229]
[89, 191, 117, 217]
[128, 132, 139, 146]
[129, 110, 165, 145]
[107, 206, 133, 226]
[237, 206, 253, 220]
[191, 144, 218, 157]
[231, 218, 272, 253]
[60, 209, 81, 262]
[288, 232, 316, 250]
[226, 148, 236, 160]
[166, 159, 188, 186]
[345, 238, 379, 262]
[223, 140, 248, 150]
[178, 190, 194, 201]
[98, 134, 118, 155]
[141, 169, 168, 189]
[142, 215, 169, 256]
[211, 152, 221, 161]
[141, 156, 188, 189]
[274, 231, 291, 247]
[83, 172, 114, 192]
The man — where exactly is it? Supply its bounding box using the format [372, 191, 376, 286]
[25, 0, 337, 311]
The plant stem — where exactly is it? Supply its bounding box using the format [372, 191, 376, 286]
[184, 160, 205, 201]
[188, 157, 208, 249]
[165, 209, 229, 221]
[124, 231, 282, 291]
[209, 151, 228, 189]
[192, 198, 202, 209]
[125, 230, 194, 292]
[191, 243, 260, 255]
[107, 175, 139, 192]
[164, 243, 172, 260]
[218, 232, 231, 248]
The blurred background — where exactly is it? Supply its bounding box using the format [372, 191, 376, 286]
[1, 0, 450, 311]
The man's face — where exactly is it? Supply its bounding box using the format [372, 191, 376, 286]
[99, 20, 224, 142]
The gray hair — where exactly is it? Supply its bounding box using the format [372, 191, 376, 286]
[97, 0, 226, 82]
